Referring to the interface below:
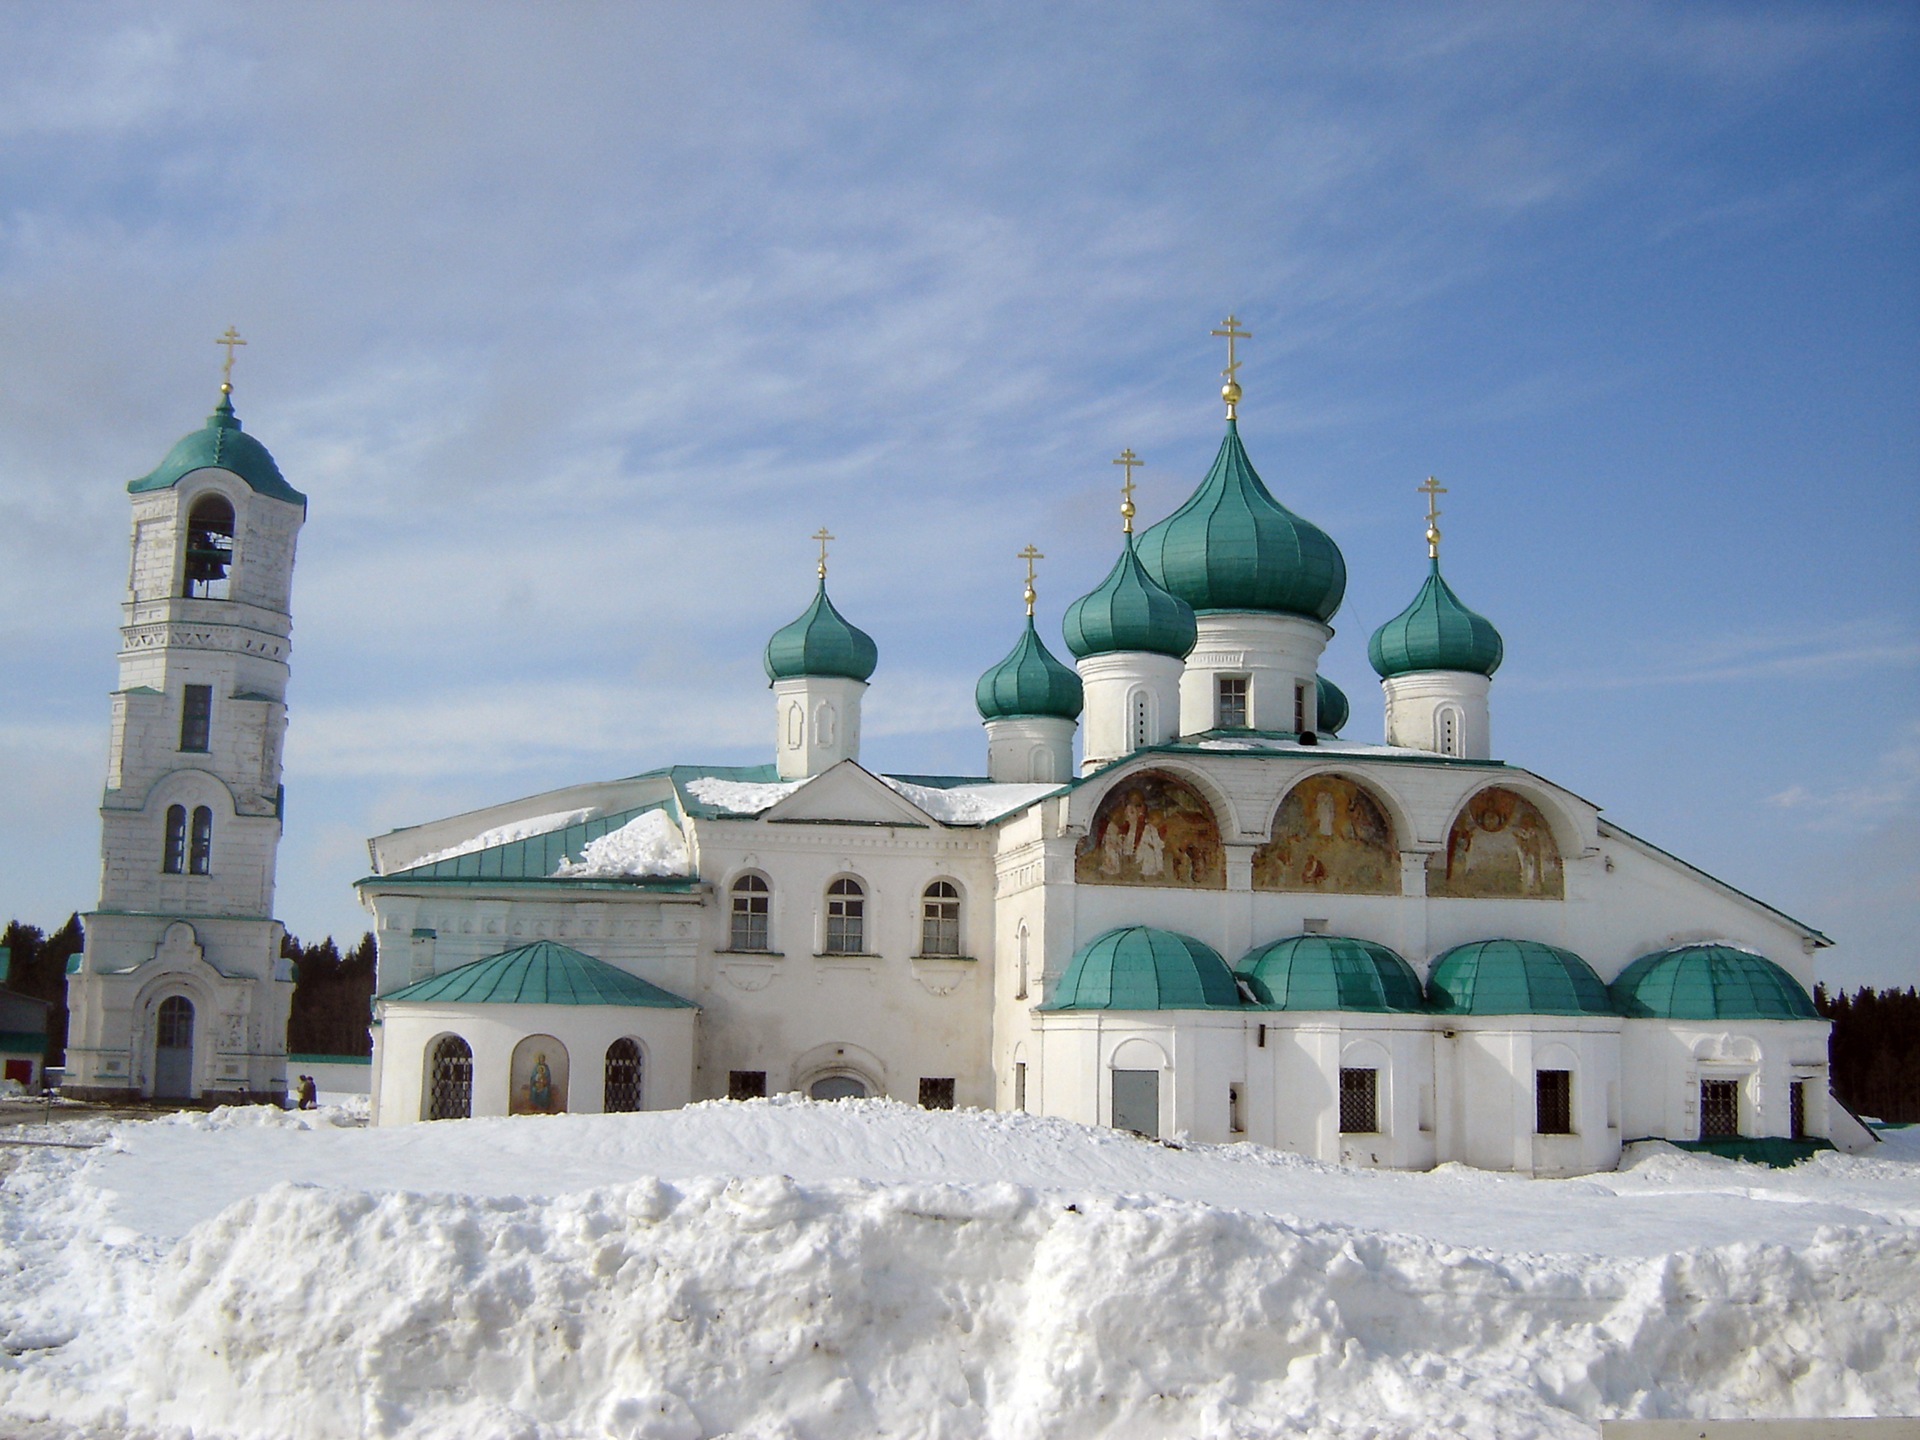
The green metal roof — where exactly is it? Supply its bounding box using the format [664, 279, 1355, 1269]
[1368, 557, 1503, 679]
[379, 940, 697, 1007]
[1610, 944, 1818, 1021]
[1040, 925, 1243, 1011]
[764, 580, 878, 682]
[1133, 421, 1346, 621]
[1237, 935, 1426, 1012]
[383, 802, 676, 882]
[1062, 534, 1197, 659]
[128, 391, 307, 509]
[1426, 938, 1616, 1016]
[976, 616, 1084, 720]
[1315, 674, 1349, 736]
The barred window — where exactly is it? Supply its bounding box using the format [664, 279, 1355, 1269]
[1536, 1070, 1572, 1135]
[604, 1038, 642, 1114]
[920, 881, 961, 956]
[1339, 1067, 1378, 1134]
[1790, 1080, 1807, 1140]
[918, 1077, 955, 1110]
[730, 874, 770, 951]
[427, 1035, 473, 1121]
[825, 877, 865, 954]
[1700, 1079, 1739, 1139]
[728, 1070, 767, 1101]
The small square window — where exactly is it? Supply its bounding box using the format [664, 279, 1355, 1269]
[918, 1077, 955, 1110]
[1536, 1069, 1572, 1135]
[1216, 675, 1249, 730]
[728, 1070, 767, 1101]
[1339, 1067, 1378, 1134]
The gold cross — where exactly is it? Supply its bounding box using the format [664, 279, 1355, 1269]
[812, 526, 834, 578]
[1112, 447, 1142, 533]
[1210, 315, 1251, 418]
[1419, 475, 1447, 558]
[1017, 543, 1044, 616]
[214, 326, 247, 391]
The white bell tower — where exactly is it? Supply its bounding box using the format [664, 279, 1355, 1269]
[65, 337, 307, 1104]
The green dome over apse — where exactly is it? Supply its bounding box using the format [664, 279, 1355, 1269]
[1133, 422, 1346, 621]
[128, 391, 307, 509]
[1315, 674, 1349, 736]
[764, 580, 879, 683]
[1237, 935, 1426, 1012]
[1368, 558, 1503, 679]
[1062, 535, 1197, 660]
[1610, 944, 1818, 1021]
[1426, 939, 1616, 1017]
[1040, 925, 1243, 1011]
[976, 617, 1083, 721]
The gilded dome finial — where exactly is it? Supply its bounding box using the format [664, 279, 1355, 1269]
[1419, 475, 1447, 560]
[214, 325, 247, 396]
[1017, 543, 1044, 617]
[812, 526, 835, 580]
[1210, 315, 1251, 419]
[1112, 447, 1142, 533]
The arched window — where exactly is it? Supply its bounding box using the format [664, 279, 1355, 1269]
[163, 805, 188, 874]
[1130, 690, 1151, 749]
[189, 806, 213, 875]
[604, 1038, 643, 1113]
[815, 701, 837, 747]
[426, 1035, 473, 1120]
[786, 702, 804, 748]
[825, 877, 865, 954]
[809, 1074, 868, 1101]
[920, 880, 961, 956]
[183, 495, 236, 599]
[1438, 706, 1461, 758]
[1015, 922, 1030, 1000]
[730, 874, 771, 951]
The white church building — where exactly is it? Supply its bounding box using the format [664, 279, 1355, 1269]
[68, 326, 1870, 1174]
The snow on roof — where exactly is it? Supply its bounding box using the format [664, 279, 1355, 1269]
[879, 776, 1062, 825]
[405, 807, 595, 868]
[552, 809, 690, 879]
[682, 775, 807, 815]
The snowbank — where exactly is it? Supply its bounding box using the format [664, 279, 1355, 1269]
[0, 1101, 1915, 1439]
[552, 809, 690, 879]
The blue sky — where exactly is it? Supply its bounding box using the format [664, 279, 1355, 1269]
[1, 3, 1913, 987]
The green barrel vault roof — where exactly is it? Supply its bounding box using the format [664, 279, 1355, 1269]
[1368, 558, 1503, 679]
[764, 580, 879, 682]
[128, 391, 308, 509]
[976, 616, 1084, 720]
[1062, 535, 1197, 660]
[1315, 674, 1349, 735]
[379, 940, 697, 1007]
[1133, 421, 1346, 621]
[1610, 943, 1818, 1021]
[1426, 938, 1616, 1016]
[1040, 925, 1243, 1011]
[1236, 934, 1427, 1012]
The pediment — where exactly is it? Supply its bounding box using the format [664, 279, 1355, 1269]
[761, 762, 935, 827]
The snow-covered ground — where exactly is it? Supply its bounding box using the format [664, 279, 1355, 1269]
[0, 1100, 1914, 1439]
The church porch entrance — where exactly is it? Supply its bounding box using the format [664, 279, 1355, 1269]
[153, 995, 195, 1099]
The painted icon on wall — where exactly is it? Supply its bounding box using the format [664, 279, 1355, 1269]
[1428, 787, 1564, 899]
[509, 1033, 570, 1115]
[1254, 774, 1398, 893]
[1076, 770, 1226, 889]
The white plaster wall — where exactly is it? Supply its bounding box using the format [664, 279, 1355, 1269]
[1382, 671, 1491, 759]
[1078, 651, 1183, 771]
[983, 715, 1076, 784]
[1617, 1018, 1832, 1144]
[1179, 612, 1330, 736]
[772, 675, 866, 779]
[1436, 1017, 1622, 1174]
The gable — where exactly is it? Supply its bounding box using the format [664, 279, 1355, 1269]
[760, 761, 936, 827]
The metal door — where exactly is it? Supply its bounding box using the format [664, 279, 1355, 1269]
[1112, 1068, 1159, 1137]
[154, 996, 194, 1099]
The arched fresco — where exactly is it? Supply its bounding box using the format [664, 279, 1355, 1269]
[1428, 786, 1564, 899]
[1076, 770, 1226, 889]
[509, 1034, 571, 1115]
[1253, 774, 1398, 894]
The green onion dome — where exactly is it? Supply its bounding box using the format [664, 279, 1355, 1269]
[128, 390, 307, 508]
[1368, 558, 1503, 679]
[1040, 925, 1243, 1011]
[1062, 535, 1197, 660]
[1426, 938, 1616, 1016]
[1236, 934, 1426, 1012]
[1133, 421, 1346, 621]
[764, 579, 879, 682]
[1315, 674, 1349, 736]
[1609, 944, 1818, 1021]
[976, 617, 1084, 720]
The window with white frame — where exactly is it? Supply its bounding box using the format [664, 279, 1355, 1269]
[729, 874, 771, 951]
[920, 880, 961, 955]
[1216, 675, 1249, 730]
[824, 877, 866, 954]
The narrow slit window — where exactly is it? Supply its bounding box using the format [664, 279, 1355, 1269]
[1014, 1061, 1027, 1111]
[188, 806, 213, 875]
[1789, 1080, 1807, 1140]
[163, 804, 187, 874]
[1131, 691, 1150, 748]
[1294, 680, 1310, 734]
[180, 685, 212, 753]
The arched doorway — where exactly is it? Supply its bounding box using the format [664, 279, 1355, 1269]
[153, 995, 195, 1099]
[604, 1038, 642, 1113]
[808, 1074, 868, 1101]
[426, 1035, 473, 1120]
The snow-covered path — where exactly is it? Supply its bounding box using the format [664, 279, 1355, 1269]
[0, 1099, 1914, 1439]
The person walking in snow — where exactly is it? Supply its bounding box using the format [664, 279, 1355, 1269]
[298, 1075, 318, 1110]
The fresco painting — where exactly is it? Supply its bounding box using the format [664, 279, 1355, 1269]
[1429, 787, 1564, 899]
[1076, 771, 1226, 889]
[1253, 774, 1399, 893]
[509, 1033, 570, 1114]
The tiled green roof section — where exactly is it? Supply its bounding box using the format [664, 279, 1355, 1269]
[385, 803, 674, 881]
[764, 580, 878, 682]
[1062, 535, 1197, 659]
[1134, 421, 1346, 621]
[1315, 674, 1349, 736]
[977, 617, 1083, 720]
[1041, 925, 1243, 1011]
[128, 392, 307, 509]
[1237, 935, 1426, 1012]
[1610, 944, 1818, 1021]
[1427, 938, 1616, 1016]
[379, 940, 696, 1007]
[1368, 558, 1503, 679]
